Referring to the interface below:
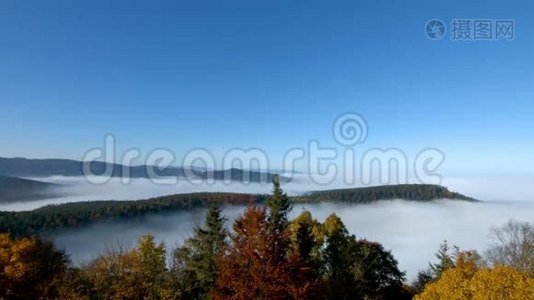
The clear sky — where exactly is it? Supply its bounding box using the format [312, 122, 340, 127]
[1, 0, 533, 174]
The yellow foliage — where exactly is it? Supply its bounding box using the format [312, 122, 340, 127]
[0, 233, 67, 298]
[470, 266, 534, 300]
[82, 234, 167, 300]
[416, 255, 534, 300]
[290, 210, 325, 244]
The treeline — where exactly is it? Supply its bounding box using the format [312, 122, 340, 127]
[0, 193, 266, 237]
[0, 184, 475, 237]
[0, 157, 285, 183]
[297, 184, 476, 203]
[0, 177, 531, 299]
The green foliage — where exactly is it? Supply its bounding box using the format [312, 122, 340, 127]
[265, 174, 292, 264]
[297, 184, 476, 203]
[266, 174, 292, 231]
[0, 192, 263, 237]
[430, 241, 460, 276]
[171, 203, 227, 299]
[321, 213, 406, 300]
[0, 184, 474, 238]
[412, 240, 459, 293]
[351, 240, 406, 298]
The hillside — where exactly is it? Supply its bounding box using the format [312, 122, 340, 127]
[0, 184, 475, 237]
[296, 184, 476, 203]
[0, 175, 59, 202]
[0, 157, 284, 183]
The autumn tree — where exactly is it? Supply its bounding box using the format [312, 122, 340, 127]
[138, 235, 167, 299]
[287, 211, 324, 299]
[215, 205, 292, 299]
[81, 234, 166, 300]
[322, 213, 356, 299]
[172, 203, 227, 299]
[0, 233, 68, 299]
[289, 210, 325, 259]
[416, 252, 534, 300]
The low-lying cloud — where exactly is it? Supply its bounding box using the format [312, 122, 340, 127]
[47, 199, 533, 280]
[2, 174, 533, 280]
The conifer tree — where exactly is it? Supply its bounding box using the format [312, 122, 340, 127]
[172, 203, 227, 299]
[265, 174, 292, 263]
[266, 174, 292, 232]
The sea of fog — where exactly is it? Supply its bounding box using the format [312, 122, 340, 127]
[1, 174, 533, 280]
[45, 200, 533, 280]
[1, 173, 534, 211]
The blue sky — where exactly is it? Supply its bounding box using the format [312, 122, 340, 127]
[0, 0, 533, 174]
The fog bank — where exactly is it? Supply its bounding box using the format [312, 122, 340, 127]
[48, 199, 534, 280]
[1, 173, 534, 211]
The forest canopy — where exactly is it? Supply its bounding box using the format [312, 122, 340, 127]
[0, 184, 475, 237]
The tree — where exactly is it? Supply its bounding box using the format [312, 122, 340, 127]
[351, 240, 406, 299]
[321, 214, 408, 300]
[172, 203, 227, 299]
[266, 174, 292, 234]
[81, 235, 166, 300]
[215, 205, 292, 299]
[429, 240, 459, 277]
[469, 265, 534, 300]
[289, 210, 324, 260]
[416, 252, 534, 300]
[322, 213, 356, 299]
[484, 220, 534, 277]
[412, 240, 460, 292]
[138, 235, 167, 299]
[0, 233, 68, 299]
[287, 213, 323, 299]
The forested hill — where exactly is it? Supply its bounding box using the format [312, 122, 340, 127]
[0, 176, 59, 202]
[296, 184, 476, 203]
[0, 157, 286, 183]
[0, 193, 265, 237]
[0, 184, 475, 237]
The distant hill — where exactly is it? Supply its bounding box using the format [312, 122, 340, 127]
[0, 176, 60, 202]
[0, 157, 284, 183]
[295, 184, 477, 203]
[0, 184, 476, 237]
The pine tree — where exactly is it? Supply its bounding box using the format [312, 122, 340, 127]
[429, 240, 459, 278]
[266, 174, 292, 232]
[172, 203, 227, 299]
[265, 174, 292, 263]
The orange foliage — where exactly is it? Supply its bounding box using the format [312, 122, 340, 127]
[214, 205, 293, 299]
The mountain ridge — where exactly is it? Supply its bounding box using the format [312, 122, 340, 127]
[0, 157, 286, 183]
[0, 184, 477, 237]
